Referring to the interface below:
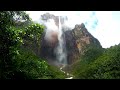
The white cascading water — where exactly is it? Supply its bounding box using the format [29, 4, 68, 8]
[55, 16, 67, 65]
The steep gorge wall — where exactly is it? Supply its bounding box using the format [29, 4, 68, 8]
[64, 23, 102, 64]
[39, 13, 102, 66]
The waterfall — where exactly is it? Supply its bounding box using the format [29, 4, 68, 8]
[55, 16, 67, 65]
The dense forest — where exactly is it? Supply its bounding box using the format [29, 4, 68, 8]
[0, 11, 66, 79]
[69, 44, 120, 79]
[0, 11, 120, 79]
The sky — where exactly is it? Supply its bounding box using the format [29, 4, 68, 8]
[26, 11, 120, 48]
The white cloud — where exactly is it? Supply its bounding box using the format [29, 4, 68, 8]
[90, 11, 120, 48]
[26, 11, 120, 48]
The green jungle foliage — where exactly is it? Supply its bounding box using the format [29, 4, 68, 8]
[71, 44, 120, 79]
[0, 11, 65, 79]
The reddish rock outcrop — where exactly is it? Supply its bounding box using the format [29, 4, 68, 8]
[64, 23, 102, 64]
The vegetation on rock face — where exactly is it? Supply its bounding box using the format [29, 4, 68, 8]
[71, 44, 120, 79]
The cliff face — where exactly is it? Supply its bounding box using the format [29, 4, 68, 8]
[40, 32, 58, 64]
[41, 13, 67, 27]
[39, 13, 102, 66]
[64, 23, 102, 64]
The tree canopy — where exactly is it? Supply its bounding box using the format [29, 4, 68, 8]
[0, 11, 66, 79]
